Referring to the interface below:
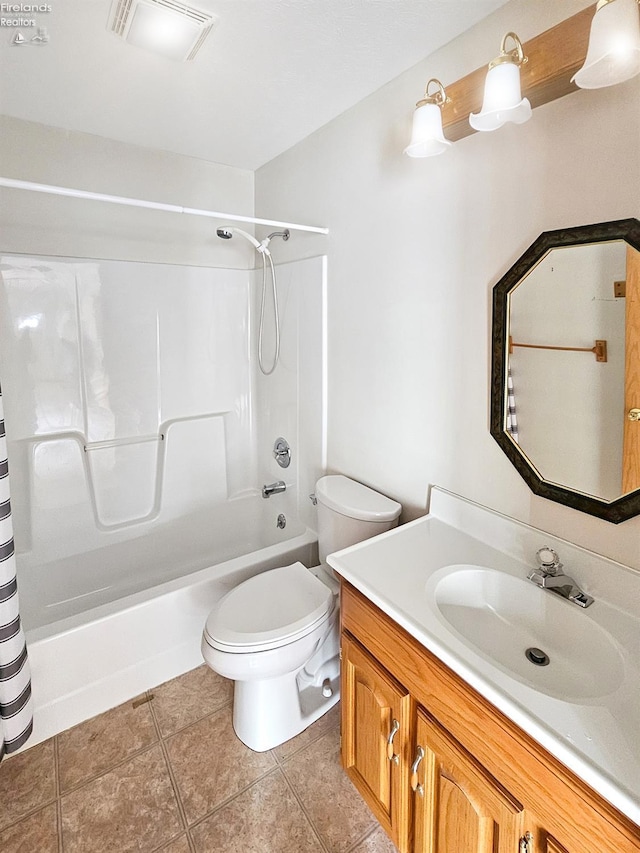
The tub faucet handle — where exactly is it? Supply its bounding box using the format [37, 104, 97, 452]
[273, 437, 291, 468]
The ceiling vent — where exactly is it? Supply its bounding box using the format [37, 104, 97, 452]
[108, 0, 218, 61]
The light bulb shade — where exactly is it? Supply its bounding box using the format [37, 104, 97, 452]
[572, 0, 640, 89]
[469, 61, 532, 131]
[404, 102, 452, 157]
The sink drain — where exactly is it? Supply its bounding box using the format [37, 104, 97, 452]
[525, 647, 550, 667]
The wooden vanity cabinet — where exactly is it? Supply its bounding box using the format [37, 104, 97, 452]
[341, 633, 412, 851]
[340, 581, 640, 853]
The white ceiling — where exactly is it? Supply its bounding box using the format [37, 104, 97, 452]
[0, 0, 511, 171]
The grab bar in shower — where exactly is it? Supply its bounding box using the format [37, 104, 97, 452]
[83, 434, 164, 452]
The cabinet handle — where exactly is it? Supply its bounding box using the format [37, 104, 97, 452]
[519, 832, 533, 852]
[386, 718, 400, 764]
[410, 746, 425, 795]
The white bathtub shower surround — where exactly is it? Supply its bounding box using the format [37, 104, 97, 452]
[0, 253, 326, 628]
[0, 254, 255, 552]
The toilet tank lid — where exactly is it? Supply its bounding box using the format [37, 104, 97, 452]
[315, 475, 401, 522]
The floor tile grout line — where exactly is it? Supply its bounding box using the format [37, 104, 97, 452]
[154, 738, 191, 834]
[152, 691, 241, 840]
[147, 690, 193, 839]
[278, 726, 381, 853]
[56, 738, 161, 799]
[186, 829, 197, 853]
[278, 761, 332, 853]
[150, 831, 193, 853]
[278, 731, 349, 850]
[53, 734, 60, 798]
[344, 823, 388, 853]
[57, 798, 65, 853]
[156, 697, 234, 743]
[50, 683, 233, 799]
[146, 688, 163, 741]
[54, 693, 160, 797]
[53, 736, 64, 853]
[0, 796, 60, 837]
[185, 763, 282, 833]
[271, 719, 341, 766]
[152, 691, 265, 837]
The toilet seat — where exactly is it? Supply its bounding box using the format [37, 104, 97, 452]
[203, 562, 333, 654]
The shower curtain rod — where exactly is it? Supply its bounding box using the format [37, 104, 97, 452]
[0, 177, 329, 235]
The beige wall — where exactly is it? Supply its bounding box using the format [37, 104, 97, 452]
[255, 0, 640, 568]
[0, 116, 254, 268]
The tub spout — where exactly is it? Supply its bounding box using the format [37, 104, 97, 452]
[262, 481, 286, 499]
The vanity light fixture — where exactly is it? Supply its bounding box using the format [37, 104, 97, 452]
[108, 0, 218, 61]
[469, 32, 532, 132]
[572, 0, 640, 88]
[404, 79, 452, 158]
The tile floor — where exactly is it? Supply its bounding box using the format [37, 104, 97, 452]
[0, 665, 398, 853]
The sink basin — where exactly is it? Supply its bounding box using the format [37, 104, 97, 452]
[430, 565, 625, 702]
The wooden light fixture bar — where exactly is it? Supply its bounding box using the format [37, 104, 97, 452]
[441, 4, 595, 141]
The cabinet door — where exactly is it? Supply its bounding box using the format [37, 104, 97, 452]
[412, 708, 526, 853]
[524, 822, 571, 853]
[341, 634, 411, 852]
[544, 837, 570, 853]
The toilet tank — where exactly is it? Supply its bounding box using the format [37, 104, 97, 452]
[315, 475, 402, 565]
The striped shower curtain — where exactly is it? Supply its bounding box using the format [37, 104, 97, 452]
[0, 383, 33, 758]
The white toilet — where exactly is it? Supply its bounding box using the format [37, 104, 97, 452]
[201, 474, 401, 751]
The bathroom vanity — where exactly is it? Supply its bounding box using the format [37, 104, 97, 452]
[327, 489, 640, 853]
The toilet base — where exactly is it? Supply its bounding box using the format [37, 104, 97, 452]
[232, 660, 340, 752]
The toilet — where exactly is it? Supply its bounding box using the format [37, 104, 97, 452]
[201, 474, 401, 751]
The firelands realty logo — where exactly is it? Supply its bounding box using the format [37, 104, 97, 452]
[2, 3, 52, 45]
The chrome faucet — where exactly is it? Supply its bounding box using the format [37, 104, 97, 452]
[262, 480, 286, 499]
[527, 547, 594, 608]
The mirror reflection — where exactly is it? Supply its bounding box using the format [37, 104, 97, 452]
[507, 240, 631, 502]
[491, 219, 640, 523]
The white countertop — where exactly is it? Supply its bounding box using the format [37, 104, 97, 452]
[327, 487, 640, 826]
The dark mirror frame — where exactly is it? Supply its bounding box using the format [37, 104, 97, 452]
[490, 218, 640, 524]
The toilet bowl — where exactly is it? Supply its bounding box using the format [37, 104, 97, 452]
[202, 561, 340, 751]
[201, 475, 401, 752]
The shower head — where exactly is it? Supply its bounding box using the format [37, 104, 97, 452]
[216, 226, 262, 251]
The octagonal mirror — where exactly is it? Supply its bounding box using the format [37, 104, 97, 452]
[491, 218, 640, 523]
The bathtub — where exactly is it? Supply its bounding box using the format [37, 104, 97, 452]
[21, 512, 318, 748]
